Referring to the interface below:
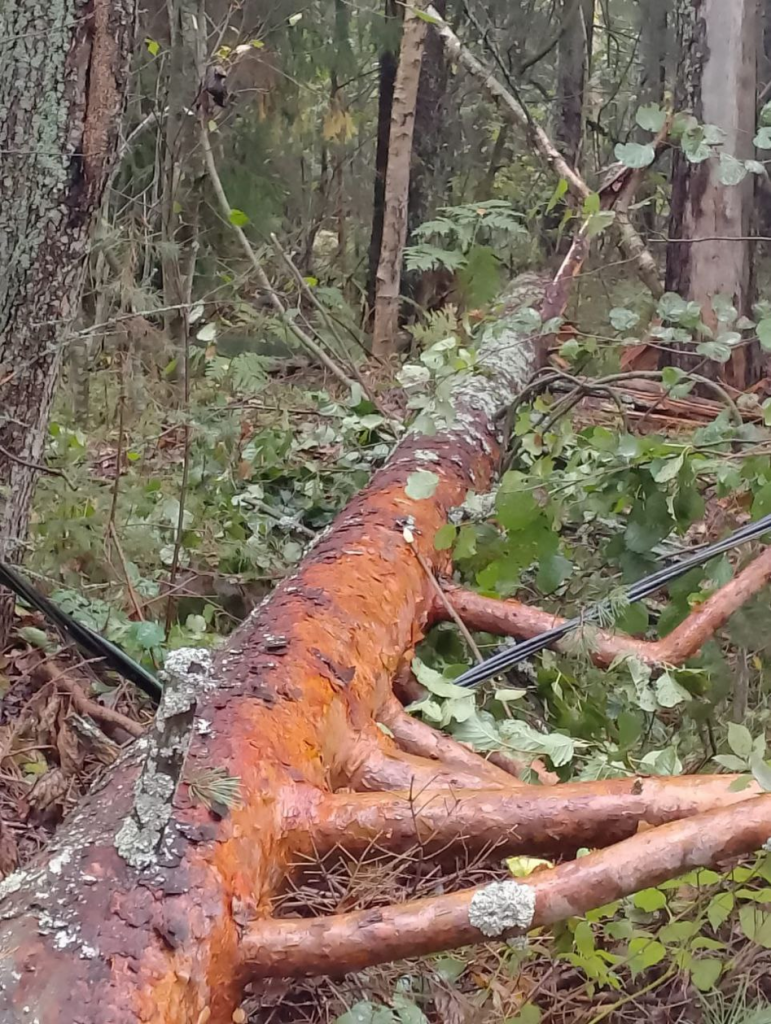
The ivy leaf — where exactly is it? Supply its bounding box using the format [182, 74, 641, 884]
[682, 129, 712, 163]
[635, 103, 667, 133]
[228, 208, 250, 227]
[405, 470, 439, 500]
[755, 126, 771, 149]
[614, 142, 655, 169]
[718, 153, 748, 186]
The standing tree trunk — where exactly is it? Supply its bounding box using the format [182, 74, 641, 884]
[160, 0, 205, 373]
[554, 0, 594, 167]
[666, 0, 759, 388]
[0, 0, 136, 646]
[366, 0, 399, 315]
[372, 2, 428, 357]
[635, 0, 669, 236]
[404, 0, 449, 314]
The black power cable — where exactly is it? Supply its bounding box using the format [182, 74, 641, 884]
[453, 512, 771, 690]
[0, 560, 162, 703]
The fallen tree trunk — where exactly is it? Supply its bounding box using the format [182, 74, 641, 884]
[1, 268, 769, 1022]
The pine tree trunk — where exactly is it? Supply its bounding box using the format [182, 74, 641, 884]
[0, 0, 136, 646]
[372, 3, 428, 356]
[666, 0, 759, 388]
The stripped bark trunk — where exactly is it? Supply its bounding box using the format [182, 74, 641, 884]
[0, 272, 548, 1022]
[666, 0, 759, 387]
[372, 3, 428, 356]
[0, 0, 135, 648]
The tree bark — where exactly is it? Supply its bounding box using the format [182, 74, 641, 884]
[554, 0, 594, 168]
[666, 0, 759, 387]
[0, 0, 136, 647]
[372, 3, 428, 356]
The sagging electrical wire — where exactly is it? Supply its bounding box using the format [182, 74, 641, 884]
[453, 511, 771, 690]
[0, 560, 163, 703]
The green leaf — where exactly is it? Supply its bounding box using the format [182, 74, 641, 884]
[696, 340, 732, 363]
[635, 103, 667, 133]
[504, 1004, 542, 1024]
[411, 658, 470, 699]
[609, 307, 640, 331]
[632, 888, 668, 912]
[614, 142, 655, 169]
[334, 1002, 395, 1024]
[405, 470, 439, 500]
[536, 552, 572, 595]
[228, 208, 250, 227]
[757, 319, 771, 351]
[728, 723, 754, 759]
[707, 891, 734, 929]
[583, 192, 601, 215]
[196, 323, 217, 342]
[714, 754, 750, 771]
[691, 958, 723, 992]
[413, 7, 442, 24]
[650, 452, 685, 483]
[17, 626, 56, 652]
[584, 210, 616, 238]
[657, 292, 688, 321]
[628, 937, 666, 977]
[145, 37, 160, 56]
[132, 620, 165, 651]
[755, 126, 771, 149]
[750, 753, 771, 793]
[739, 905, 771, 947]
[718, 153, 748, 186]
[682, 128, 712, 164]
[655, 671, 691, 708]
[495, 688, 528, 702]
[434, 524, 457, 551]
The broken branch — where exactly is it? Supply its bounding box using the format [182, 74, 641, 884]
[438, 542, 771, 669]
[245, 793, 771, 978]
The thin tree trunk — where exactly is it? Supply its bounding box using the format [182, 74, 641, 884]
[366, 0, 399, 315]
[0, 0, 135, 646]
[636, 0, 669, 235]
[372, 3, 428, 356]
[555, 0, 594, 167]
[666, 0, 759, 388]
[161, 0, 205, 373]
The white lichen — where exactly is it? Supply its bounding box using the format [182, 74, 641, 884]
[468, 880, 536, 938]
